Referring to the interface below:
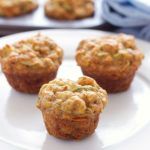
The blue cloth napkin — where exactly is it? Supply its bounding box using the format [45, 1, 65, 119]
[102, 0, 150, 41]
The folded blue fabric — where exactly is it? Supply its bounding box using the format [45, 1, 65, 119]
[102, 0, 150, 40]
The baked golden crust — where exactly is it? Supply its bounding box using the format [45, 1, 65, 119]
[76, 34, 144, 93]
[42, 109, 99, 139]
[4, 71, 57, 93]
[0, 0, 38, 17]
[0, 34, 63, 74]
[37, 76, 108, 139]
[45, 0, 94, 20]
[37, 76, 108, 114]
[0, 34, 63, 93]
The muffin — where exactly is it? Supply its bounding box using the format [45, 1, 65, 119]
[76, 34, 144, 93]
[37, 76, 108, 139]
[0, 34, 63, 93]
[45, 0, 94, 20]
[0, 0, 38, 17]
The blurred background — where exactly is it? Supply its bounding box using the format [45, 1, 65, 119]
[0, 0, 150, 41]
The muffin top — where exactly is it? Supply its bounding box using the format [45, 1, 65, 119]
[76, 34, 144, 71]
[0, 34, 63, 74]
[47, 0, 93, 7]
[37, 76, 108, 115]
[0, 0, 37, 6]
[45, 0, 94, 19]
[0, 0, 38, 17]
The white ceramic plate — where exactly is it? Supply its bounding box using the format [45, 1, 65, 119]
[0, 29, 150, 150]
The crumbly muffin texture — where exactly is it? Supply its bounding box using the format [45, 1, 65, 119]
[0, 0, 38, 17]
[0, 34, 63, 74]
[76, 34, 144, 73]
[37, 76, 108, 115]
[45, 0, 94, 20]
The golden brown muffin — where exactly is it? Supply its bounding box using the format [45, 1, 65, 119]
[0, 0, 38, 17]
[0, 34, 63, 93]
[76, 34, 144, 93]
[37, 76, 108, 139]
[45, 0, 94, 20]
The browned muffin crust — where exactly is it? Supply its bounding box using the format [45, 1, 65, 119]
[37, 76, 108, 139]
[4, 71, 57, 93]
[0, 0, 38, 17]
[45, 0, 94, 20]
[0, 34, 63, 93]
[76, 34, 144, 93]
[42, 108, 100, 139]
